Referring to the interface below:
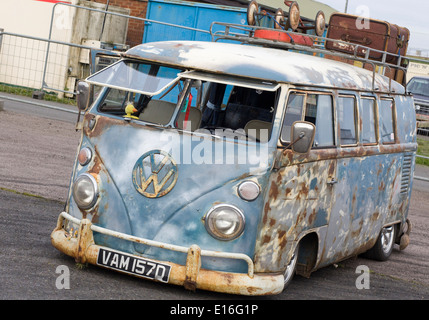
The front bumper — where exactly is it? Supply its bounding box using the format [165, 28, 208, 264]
[51, 212, 284, 296]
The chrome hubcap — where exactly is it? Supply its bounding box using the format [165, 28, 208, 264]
[381, 226, 394, 254]
[284, 252, 297, 285]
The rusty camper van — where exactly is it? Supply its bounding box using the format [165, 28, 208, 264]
[51, 18, 416, 296]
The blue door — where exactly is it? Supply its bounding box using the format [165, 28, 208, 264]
[143, 0, 247, 43]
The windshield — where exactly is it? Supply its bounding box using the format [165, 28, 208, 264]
[93, 61, 280, 142]
[87, 60, 180, 95]
[408, 77, 429, 97]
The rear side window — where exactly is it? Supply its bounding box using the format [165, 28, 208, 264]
[379, 99, 396, 144]
[361, 98, 377, 144]
[338, 96, 358, 145]
[281, 91, 335, 147]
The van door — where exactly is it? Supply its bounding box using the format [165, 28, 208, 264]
[254, 90, 337, 274]
[320, 94, 363, 265]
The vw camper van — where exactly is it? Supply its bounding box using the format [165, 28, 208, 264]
[51, 22, 416, 296]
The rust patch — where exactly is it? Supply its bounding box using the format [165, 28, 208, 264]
[262, 235, 271, 245]
[308, 208, 316, 225]
[269, 181, 279, 200]
[263, 202, 271, 219]
[328, 161, 335, 176]
[351, 219, 363, 238]
[377, 163, 383, 176]
[278, 230, 287, 250]
[371, 211, 380, 222]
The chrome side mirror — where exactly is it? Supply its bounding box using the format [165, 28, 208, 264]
[290, 121, 316, 154]
[76, 81, 90, 111]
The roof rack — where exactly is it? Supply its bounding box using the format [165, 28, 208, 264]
[209, 22, 409, 92]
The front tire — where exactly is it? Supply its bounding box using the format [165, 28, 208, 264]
[363, 225, 396, 261]
[283, 244, 299, 289]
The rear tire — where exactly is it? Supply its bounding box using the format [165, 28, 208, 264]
[363, 225, 396, 261]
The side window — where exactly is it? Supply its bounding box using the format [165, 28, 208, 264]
[379, 98, 396, 144]
[281, 92, 334, 147]
[361, 98, 377, 144]
[281, 92, 304, 142]
[305, 94, 334, 147]
[338, 96, 358, 145]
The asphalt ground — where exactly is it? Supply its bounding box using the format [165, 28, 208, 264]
[0, 94, 428, 302]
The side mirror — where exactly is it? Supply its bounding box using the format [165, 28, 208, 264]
[76, 81, 90, 111]
[290, 121, 315, 154]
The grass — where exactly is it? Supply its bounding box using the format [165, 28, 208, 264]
[0, 83, 76, 106]
[417, 137, 429, 166]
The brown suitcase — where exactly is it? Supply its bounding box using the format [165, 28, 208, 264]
[326, 13, 409, 64]
[388, 24, 410, 63]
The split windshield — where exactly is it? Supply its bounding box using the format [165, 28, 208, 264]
[87, 60, 280, 142]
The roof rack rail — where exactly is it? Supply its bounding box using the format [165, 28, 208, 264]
[209, 22, 409, 92]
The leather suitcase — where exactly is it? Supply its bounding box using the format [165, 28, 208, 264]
[388, 24, 410, 63]
[326, 13, 409, 64]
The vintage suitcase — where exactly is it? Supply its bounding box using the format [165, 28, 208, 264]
[326, 13, 409, 64]
[388, 24, 410, 62]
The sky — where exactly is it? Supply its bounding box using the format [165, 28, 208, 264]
[317, 0, 429, 55]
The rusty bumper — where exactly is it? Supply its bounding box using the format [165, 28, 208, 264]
[51, 212, 284, 296]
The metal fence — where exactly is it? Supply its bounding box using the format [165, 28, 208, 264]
[0, 2, 209, 98]
[0, 31, 93, 97]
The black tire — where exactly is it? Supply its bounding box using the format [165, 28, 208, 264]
[363, 225, 396, 261]
[283, 244, 299, 289]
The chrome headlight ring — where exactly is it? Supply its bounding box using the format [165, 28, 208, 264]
[72, 173, 99, 210]
[204, 204, 245, 241]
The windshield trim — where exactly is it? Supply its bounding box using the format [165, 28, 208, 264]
[178, 70, 280, 92]
[86, 60, 182, 96]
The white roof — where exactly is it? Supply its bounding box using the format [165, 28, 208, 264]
[124, 40, 404, 93]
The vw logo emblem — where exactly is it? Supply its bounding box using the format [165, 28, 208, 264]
[132, 150, 178, 198]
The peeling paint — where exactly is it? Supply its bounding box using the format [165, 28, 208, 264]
[52, 40, 417, 295]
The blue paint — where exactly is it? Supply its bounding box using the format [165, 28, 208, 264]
[143, 0, 247, 43]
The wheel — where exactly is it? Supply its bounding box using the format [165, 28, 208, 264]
[274, 8, 285, 29]
[283, 244, 299, 289]
[247, 0, 259, 26]
[363, 225, 396, 261]
[286, 1, 300, 31]
[314, 10, 325, 36]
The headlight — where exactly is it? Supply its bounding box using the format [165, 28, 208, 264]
[72, 173, 99, 209]
[237, 181, 260, 201]
[204, 204, 245, 241]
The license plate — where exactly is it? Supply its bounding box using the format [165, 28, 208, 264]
[97, 248, 171, 283]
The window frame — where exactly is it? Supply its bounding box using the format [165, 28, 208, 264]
[378, 97, 397, 145]
[337, 94, 359, 147]
[280, 90, 336, 148]
[360, 96, 379, 146]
